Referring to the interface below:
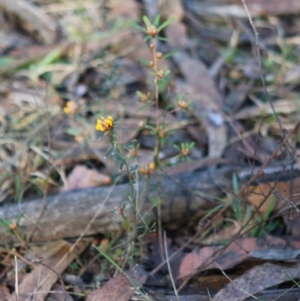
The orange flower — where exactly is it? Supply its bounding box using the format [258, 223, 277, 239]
[95, 116, 113, 133]
[139, 162, 155, 175]
[63, 101, 79, 114]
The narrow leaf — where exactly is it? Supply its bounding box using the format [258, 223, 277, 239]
[132, 22, 145, 32]
[162, 50, 177, 59]
[157, 17, 174, 32]
[142, 16, 151, 27]
[136, 57, 150, 66]
[154, 15, 160, 27]
[137, 102, 153, 112]
[157, 36, 170, 42]
[143, 35, 151, 42]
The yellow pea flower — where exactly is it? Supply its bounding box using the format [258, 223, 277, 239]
[63, 101, 78, 114]
[95, 116, 113, 134]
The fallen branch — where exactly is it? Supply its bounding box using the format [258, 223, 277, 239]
[0, 169, 231, 245]
[1, 165, 299, 245]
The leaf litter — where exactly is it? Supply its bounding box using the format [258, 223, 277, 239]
[1, 0, 300, 300]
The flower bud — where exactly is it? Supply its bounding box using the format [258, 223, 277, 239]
[156, 52, 162, 59]
[147, 25, 157, 37]
[157, 70, 164, 78]
[140, 93, 148, 102]
[178, 100, 187, 110]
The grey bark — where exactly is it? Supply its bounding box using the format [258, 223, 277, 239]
[0, 170, 231, 245]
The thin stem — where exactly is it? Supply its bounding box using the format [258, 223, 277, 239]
[150, 36, 164, 261]
[115, 140, 137, 267]
[151, 37, 159, 141]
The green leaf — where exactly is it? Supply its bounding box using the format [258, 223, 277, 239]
[201, 204, 225, 221]
[194, 191, 226, 202]
[109, 134, 114, 145]
[281, 270, 300, 288]
[136, 90, 143, 97]
[125, 140, 137, 148]
[119, 160, 124, 171]
[186, 157, 193, 163]
[164, 102, 173, 112]
[132, 22, 145, 32]
[113, 151, 123, 162]
[0, 56, 12, 67]
[93, 245, 123, 272]
[143, 35, 151, 42]
[38, 46, 63, 67]
[157, 36, 169, 42]
[136, 57, 150, 66]
[157, 17, 174, 32]
[114, 126, 130, 132]
[142, 16, 151, 27]
[154, 15, 160, 27]
[157, 78, 168, 91]
[130, 165, 138, 173]
[264, 195, 276, 219]
[233, 198, 242, 223]
[162, 50, 177, 59]
[112, 172, 123, 182]
[137, 101, 153, 112]
[143, 123, 155, 130]
[149, 196, 157, 207]
[32, 46, 64, 76]
[66, 127, 80, 136]
[232, 173, 239, 194]
[105, 146, 115, 159]
[0, 219, 10, 228]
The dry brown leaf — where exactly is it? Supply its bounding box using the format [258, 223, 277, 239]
[86, 267, 147, 301]
[46, 284, 74, 301]
[223, 83, 250, 113]
[246, 177, 300, 213]
[164, 157, 231, 176]
[284, 213, 300, 237]
[189, 0, 300, 17]
[177, 236, 300, 279]
[0, 0, 58, 43]
[136, 149, 156, 169]
[234, 99, 299, 119]
[212, 262, 300, 301]
[115, 118, 142, 144]
[225, 120, 272, 163]
[160, 0, 188, 49]
[103, 98, 177, 122]
[177, 84, 227, 158]
[106, 0, 140, 21]
[9, 240, 89, 301]
[201, 223, 241, 245]
[61, 165, 111, 191]
[0, 283, 10, 301]
[116, 58, 146, 86]
[161, 1, 227, 158]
